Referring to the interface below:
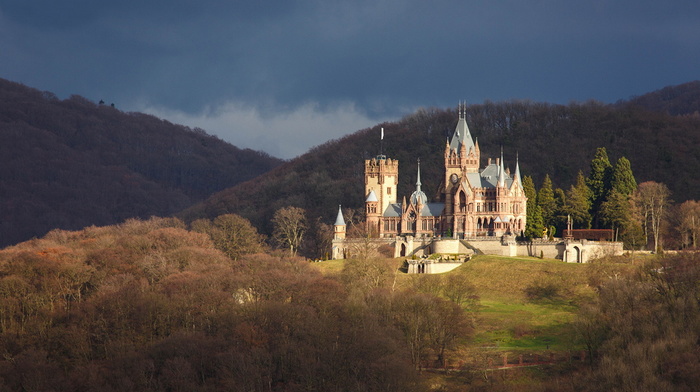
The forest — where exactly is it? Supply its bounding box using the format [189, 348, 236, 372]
[0, 78, 282, 247]
[1, 77, 699, 251]
[1, 78, 699, 390]
[183, 82, 700, 254]
[0, 216, 698, 391]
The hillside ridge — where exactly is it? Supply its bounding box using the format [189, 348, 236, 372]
[0, 78, 283, 247]
[185, 83, 700, 237]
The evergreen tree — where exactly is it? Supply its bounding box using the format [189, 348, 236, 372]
[600, 189, 629, 228]
[611, 156, 637, 196]
[566, 171, 593, 229]
[587, 147, 613, 228]
[537, 174, 556, 227]
[523, 175, 544, 238]
[600, 189, 644, 248]
[600, 156, 639, 243]
[552, 187, 568, 234]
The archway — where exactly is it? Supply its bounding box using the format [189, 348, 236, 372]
[573, 246, 582, 263]
[400, 243, 407, 257]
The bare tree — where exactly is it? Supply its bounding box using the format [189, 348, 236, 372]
[675, 200, 700, 249]
[272, 206, 307, 256]
[633, 181, 671, 252]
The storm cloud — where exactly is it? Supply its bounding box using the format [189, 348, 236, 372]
[2, 1, 698, 158]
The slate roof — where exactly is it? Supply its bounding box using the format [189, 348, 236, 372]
[366, 189, 378, 202]
[382, 203, 445, 218]
[383, 203, 402, 217]
[334, 206, 346, 226]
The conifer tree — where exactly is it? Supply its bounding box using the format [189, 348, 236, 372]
[600, 156, 639, 245]
[554, 188, 567, 222]
[566, 171, 593, 229]
[610, 156, 636, 196]
[523, 175, 544, 238]
[587, 147, 613, 228]
[537, 174, 556, 227]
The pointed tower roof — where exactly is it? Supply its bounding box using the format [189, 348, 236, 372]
[334, 205, 346, 226]
[498, 148, 506, 187]
[366, 189, 378, 202]
[410, 159, 428, 205]
[514, 153, 523, 189]
[449, 102, 476, 153]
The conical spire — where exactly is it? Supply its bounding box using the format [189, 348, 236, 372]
[415, 158, 422, 191]
[410, 158, 427, 205]
[366, 189, 378, 202]
[449, 102, 475, 153]
[514, 152, 523, 189]
[498, 147, 506, 187]
[334, 205, 346, 226]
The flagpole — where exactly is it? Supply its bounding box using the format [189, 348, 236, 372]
[380, 127, 384, 157]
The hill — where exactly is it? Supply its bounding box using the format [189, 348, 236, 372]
[183, 84, 700, 238]
[0, 78, 283, 247]
[620, 80, 700, 116]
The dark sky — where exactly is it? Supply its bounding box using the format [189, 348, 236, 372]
[2, 1, 698, 158]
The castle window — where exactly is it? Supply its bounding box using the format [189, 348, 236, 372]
[387, 187, 392, 195]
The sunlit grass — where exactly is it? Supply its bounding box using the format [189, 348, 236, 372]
[312, 253, 640, 353]
[308, 259, 345, 276]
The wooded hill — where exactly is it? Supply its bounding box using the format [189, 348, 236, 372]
[2, 78, 698, 249]
[183, 82, 700, 237]
[0, 78, 282, 247]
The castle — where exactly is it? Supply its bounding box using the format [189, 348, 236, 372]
[332, 106, 528, 259]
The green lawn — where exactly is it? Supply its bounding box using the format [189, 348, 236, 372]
[311, 254, 637, 353]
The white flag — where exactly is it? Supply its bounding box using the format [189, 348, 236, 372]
[381, 127, 384, 140]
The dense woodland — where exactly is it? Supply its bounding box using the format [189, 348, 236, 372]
[0, 78, 282, 247]
[184, 82, 700, 253]
[0, 216, 698, 391]
[1, 77, 700, 389]
[1, 77, 699, 251]
[0, 217, 469, 391]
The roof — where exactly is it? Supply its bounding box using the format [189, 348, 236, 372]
[334, 206, 346, 226]
[382, 203, 445, 217]
[410, 190, 427, 205]
[383, 203, 402, 217]
[478, 163, 515, 189]
[449, 109, 476, 153]
[421, 203, 445, 217]
[366, 189, 378, 202]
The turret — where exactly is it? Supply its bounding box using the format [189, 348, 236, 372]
[365, 156, 398, 215]
[365, 189, 380, 235]
[446, 102, 480, 174]
[334, 205, 346, 240]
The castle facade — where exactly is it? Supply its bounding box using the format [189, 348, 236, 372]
[332, 107, 528, 259]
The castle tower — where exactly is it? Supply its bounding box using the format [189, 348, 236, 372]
[365, 189, 380, 234]
[443, 103, 480, 217]
[333, 205, 346, 240]
[365, 155, 398, 216]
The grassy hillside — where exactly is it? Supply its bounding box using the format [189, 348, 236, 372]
[313, 254, 644, 361]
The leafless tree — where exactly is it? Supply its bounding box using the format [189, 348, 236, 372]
[272, 206, 307, 256]
[633, 181, 671, 252]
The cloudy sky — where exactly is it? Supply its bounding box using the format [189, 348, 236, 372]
[2, 1, 698, 159]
